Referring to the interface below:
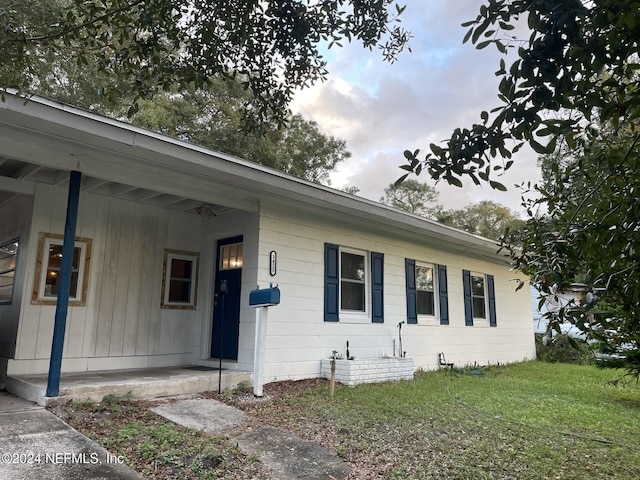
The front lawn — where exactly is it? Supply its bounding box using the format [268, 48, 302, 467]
[223, 361, 640, 479]
[55, 361, 640, 479]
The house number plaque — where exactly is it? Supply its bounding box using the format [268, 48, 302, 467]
[269, 250, 277, 276]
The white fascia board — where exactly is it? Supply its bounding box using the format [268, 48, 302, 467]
[1, 93, 506, 262]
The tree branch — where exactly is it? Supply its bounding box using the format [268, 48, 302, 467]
[18, 0, 146, 43]
[562, 131, 640, 235]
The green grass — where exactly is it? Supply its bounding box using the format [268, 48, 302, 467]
[235, 361, 640, 479]
[57, 362, 640, 479]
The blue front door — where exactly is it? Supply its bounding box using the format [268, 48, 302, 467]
[211, 236, 243, 360]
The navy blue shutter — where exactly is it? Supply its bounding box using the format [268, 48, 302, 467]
[437, 264, 449, 325]
[463, 269, 473, 326]
[371, 252, 384, 323]
[324, 243, 339, 322]
[487, 274, 497, 327]
[405, 258, 417, 324]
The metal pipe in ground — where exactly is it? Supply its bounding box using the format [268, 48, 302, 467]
[329, 358, 336, 398]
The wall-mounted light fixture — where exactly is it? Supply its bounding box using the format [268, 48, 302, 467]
[195, 204, 216, 221]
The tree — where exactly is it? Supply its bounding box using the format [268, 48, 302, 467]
[437, 200, 523, 240]
[12, 19, 350, 186]
[1, 0, 410, 124]
[402, 1, 640, 189]
[397, 1, 640, 378]
[505, 128, 640, 378]
[120, 83, 351, 184]
[341, 185, 360, 195]
[380, 179, 442, 219]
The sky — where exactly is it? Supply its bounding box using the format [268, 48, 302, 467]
[290, 1, 541, 215]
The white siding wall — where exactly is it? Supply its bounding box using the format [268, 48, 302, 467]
[6, 184, 536, 380]
[0, 194, 34, 361]
[255, 204, 536, 382]
[8, 184, 204, 375]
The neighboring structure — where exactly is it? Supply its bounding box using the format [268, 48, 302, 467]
[531, 284, 588, 339]
[0, 93, 535, 387]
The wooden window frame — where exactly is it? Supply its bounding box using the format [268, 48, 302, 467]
[161, 249, 199, 309]
[32, 233, 92, 306]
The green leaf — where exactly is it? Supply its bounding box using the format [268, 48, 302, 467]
[530, 139, 549, 154]
[463, 28, 473, 44]
[444, 175, 463, 188]
[394, 174, 409, 186]
[430, 143, 444, 156]
[489, 180, 507, 191]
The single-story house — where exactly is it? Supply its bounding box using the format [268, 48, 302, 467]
[0, 93, 535, 392]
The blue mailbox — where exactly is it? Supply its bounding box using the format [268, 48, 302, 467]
[249, 284, 281, 307]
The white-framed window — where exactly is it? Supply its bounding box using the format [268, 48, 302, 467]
[416, 262, 437, 318]
[162, 249, 199, 309]
[471, 273, 487, 319]
[0, 238, 19, 305]
[32, 233, 92, 306]
[340, 248, 368, 314]
[219, 242, 243, 270]
[406, 259, 448, 325]
[463, 269, 496, 327]
[325, 243, 384, 323]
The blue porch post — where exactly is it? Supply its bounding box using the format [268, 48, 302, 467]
[46, 170, 81, 397]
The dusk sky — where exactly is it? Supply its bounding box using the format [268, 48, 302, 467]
[291, 1, 540, 215]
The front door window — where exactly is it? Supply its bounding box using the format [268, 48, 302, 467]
[219, 242, 243, 270]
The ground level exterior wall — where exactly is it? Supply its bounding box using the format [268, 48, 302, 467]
[255, 203, 536, 382]
[8, 184, 205, 375]
[5, 183, 535, 382]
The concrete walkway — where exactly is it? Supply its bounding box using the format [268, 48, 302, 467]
[1, 389, 349, 479]
[0, 391, 142, 480]
[152, 397, 350, 480]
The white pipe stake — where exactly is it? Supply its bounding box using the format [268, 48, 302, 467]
[253, 306, 269, 397]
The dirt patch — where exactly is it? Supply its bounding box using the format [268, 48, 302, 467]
[49, 396, 273, 480]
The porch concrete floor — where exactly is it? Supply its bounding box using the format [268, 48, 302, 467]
[5, 366, 252, 406]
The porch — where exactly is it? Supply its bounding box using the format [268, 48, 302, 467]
[5, 366, 252, 406]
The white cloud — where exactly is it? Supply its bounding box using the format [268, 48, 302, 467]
[291, 1, 541, 216]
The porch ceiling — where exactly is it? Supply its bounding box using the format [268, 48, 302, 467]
[0, 154, 231, 215]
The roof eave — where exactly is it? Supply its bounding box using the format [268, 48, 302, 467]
[1, 92, 508, 263]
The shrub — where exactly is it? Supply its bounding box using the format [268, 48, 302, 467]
[535, 333, 594, 365]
